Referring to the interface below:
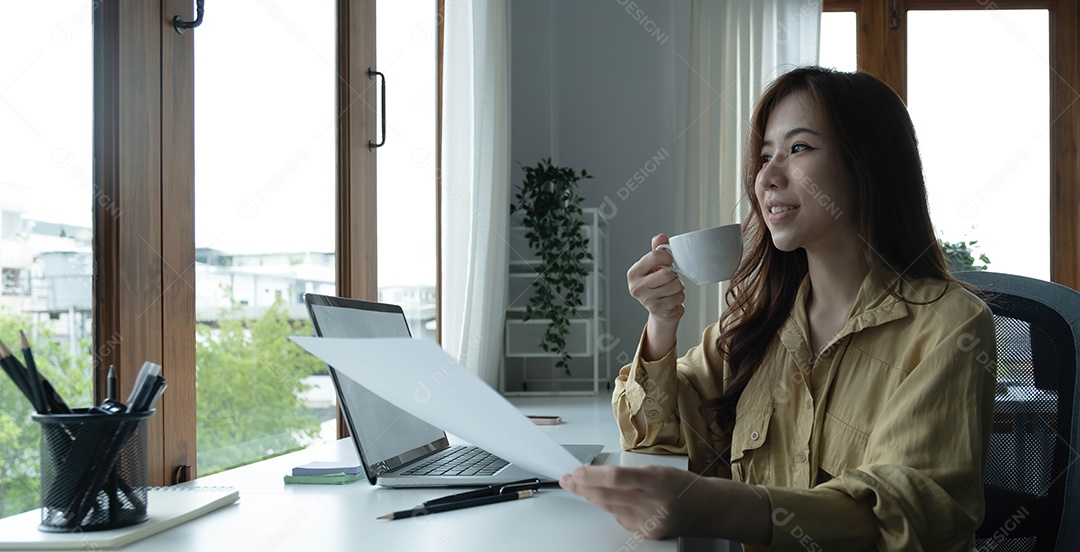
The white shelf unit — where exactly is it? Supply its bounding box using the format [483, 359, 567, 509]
[502, 208, 610, 396]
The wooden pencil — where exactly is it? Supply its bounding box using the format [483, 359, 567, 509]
[19, 331, 48, 414]
[0, 339, 39, 411]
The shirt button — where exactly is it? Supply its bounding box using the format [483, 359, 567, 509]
[796, 452, 807, 463]
[648, 410, 658, 418]
[805, 400, 812, 410]
[645, 397, 655, 405]
[750, 431, 760, 441]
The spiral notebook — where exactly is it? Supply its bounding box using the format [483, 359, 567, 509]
[0, 487, 239, 550]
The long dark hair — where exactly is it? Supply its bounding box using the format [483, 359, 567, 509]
[703, 67, 954, 436]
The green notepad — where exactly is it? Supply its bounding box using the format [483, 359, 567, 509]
[283, 473, 364, 485]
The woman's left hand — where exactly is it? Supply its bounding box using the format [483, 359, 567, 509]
[559, 464, 714, 539]
[559, 464, 773, 544]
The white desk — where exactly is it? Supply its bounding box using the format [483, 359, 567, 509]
[121, 396, 690, 551]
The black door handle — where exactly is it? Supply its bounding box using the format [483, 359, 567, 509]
[368, 68, 386, 150]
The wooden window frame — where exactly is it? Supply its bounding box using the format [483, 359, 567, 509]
[93, 0, 377, 486]
[334, 0, 378, 441]
[824, 0, 1080, 290]
[435, 0, 445, 344]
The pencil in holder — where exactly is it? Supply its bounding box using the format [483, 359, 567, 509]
[33, 408, 154, 532]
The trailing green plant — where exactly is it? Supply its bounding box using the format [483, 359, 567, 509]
[940, 239, 991, 272]
[510, 158, 593, 375]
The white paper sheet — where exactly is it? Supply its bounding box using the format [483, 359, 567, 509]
[289, 336, 583, 480]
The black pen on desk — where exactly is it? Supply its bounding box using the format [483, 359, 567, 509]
[19, 331, 48, 414]
[422, 477, 541, 507]
[378, 489, 537, 521]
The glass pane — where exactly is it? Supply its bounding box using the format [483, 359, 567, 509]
[194, 0, 337, 475]
[0, 1, 95, 516]
[908, 10, 1049, 279]
[820, 11, 856, 73]
[376, 1, 438, 340]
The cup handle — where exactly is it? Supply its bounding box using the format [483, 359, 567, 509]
[654, 244, 682, 275]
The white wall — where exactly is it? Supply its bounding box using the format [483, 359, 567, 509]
[511, 0, 706, 377]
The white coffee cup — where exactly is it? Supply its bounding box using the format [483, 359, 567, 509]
[655, 224, 743, 285]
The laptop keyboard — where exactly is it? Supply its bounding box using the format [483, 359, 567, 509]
[400, 445, 509, 477]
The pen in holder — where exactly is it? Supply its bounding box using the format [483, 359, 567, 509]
[33, 408, 154, 532]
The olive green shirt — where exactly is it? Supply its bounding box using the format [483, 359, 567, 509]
[614, 273, 997, 551]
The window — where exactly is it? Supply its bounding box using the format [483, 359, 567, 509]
[0, 0, 95, 516]
[2, 268, 22, 296]
[376, 0, 439, 341]
[822, 0, 1079, 289]
[193, 0, 338, 475]
[57, 0, 381, 487]
[819, 11, 856, 72]
[908, 10, 1049, 280]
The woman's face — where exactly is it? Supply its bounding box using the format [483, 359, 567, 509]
[754, 91, 857, 255]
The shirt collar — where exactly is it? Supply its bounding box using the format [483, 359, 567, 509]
[779, 268, 927, 360]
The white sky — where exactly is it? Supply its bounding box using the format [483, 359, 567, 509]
[192, 0, 438, 287]
[1, 4, 1051, 286]
[0, 1, 94, 227]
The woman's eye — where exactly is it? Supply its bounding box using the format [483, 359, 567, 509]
[791, 143, 812, 154]
[760, 154, 773, 164]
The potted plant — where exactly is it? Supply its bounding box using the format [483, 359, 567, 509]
[510, 158, 593, 375]
[940, 239, 991, 272]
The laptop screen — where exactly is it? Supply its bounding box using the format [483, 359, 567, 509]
[305, 295, 447, 478]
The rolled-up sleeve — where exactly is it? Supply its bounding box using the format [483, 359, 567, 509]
[613, 323, 732, 476]
[766, 303, 997, 551]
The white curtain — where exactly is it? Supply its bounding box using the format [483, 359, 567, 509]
[440, 0, 510, 386]
[674, 0, 820, 349]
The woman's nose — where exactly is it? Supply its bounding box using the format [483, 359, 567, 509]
[757, 157, 788, 190]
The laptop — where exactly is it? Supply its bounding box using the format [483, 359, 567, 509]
[303, 293, 602, 487]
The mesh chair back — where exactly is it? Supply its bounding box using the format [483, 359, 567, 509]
[955, 271, 1080, 551]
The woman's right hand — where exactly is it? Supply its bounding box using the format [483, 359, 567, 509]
[627, 234, 685, 360]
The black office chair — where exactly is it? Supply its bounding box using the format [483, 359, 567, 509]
[955, 271, 1080, 551]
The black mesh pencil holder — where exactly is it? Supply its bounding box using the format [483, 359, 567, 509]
[33, 408, 154, 532]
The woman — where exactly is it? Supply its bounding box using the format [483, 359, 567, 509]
[559, 67, 997, 551]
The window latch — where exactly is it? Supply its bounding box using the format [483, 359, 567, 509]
[173, 464, 192, 484]
[174, 0, 206, 35]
